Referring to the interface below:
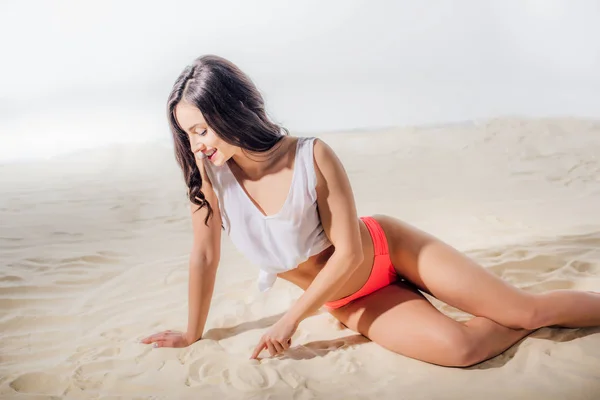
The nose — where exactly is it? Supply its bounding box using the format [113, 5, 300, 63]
[190, 137, 206, 154]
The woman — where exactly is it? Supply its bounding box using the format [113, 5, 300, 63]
[141, 55, 600, 367]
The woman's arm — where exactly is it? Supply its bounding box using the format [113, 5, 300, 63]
[251, 138, 363, 358]
[284, 138, 364, 323]
[185, 159, 223, 342]
[185, 207, 221, 342]
[142, 160, 222, 348]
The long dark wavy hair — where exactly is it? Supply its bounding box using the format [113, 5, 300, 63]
[167, 55, 288, 226]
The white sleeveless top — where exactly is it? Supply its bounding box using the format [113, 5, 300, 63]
[203, 136, 332, 291]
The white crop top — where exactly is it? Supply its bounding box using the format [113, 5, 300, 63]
[203, 136, 332, 291]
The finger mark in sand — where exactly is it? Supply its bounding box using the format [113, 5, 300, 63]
[96, 347, 120, 358]
[133, 347, 154, 364]
[187, 355, 230, 386]
[335, 356, 361, 375]
[9, 372, 69, 395]
[292, 386, 317, 400]
[225, 363, 280, 392]
[75, 359, 121, 378]
[72, 359, 139, 390]
[67, 344, 120, 364]
[278, 367, 306, 389]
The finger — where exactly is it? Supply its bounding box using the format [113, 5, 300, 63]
[251, 340, 267, 359]
[152, 340, 166, 348]
[149, 332, 171, 344]
[282, 338, 292, 351]
[141, 331, 168, 343]
[272, 340, 285, 354]
[141, 334, 159, 344]
[266, 340, 277, 357]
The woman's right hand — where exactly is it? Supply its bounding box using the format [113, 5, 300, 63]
[140, 330, 195, 348]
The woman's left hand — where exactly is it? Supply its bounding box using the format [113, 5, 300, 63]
[251, 317, 298, 359]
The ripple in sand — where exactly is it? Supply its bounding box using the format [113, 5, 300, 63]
[0, 275, 24, 283]
[23, 253, 122, 268]
[0, 284, 80, 296]
[0, 315, 76, 334]
[0, 296, 73, 310]
[62, 254, 122, 264]
[0, 236, 24, 242]
[569, 260, 600, 275]
[471, 232, 600, 293]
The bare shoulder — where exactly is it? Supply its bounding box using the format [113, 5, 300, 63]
[312, 138, 348, 187]
[311, 138, 361, 254]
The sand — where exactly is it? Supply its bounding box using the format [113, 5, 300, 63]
[1, 117, 600, 399]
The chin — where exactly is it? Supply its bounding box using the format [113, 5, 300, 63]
[211, 156, 226, 167]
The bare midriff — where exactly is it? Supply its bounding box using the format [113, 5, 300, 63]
[277, 217, 376, 303]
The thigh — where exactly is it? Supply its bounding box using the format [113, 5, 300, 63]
[329, 281, 472, 366]
[373, 214, 536, 327]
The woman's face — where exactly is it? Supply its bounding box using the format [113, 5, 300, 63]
[174, 101, 238, 167]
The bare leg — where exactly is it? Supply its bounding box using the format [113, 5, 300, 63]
[462, 317, 534, 362]
[330, 282, 533, 367]
[375, 215, 600, 330]
[536, 290, 600, 328]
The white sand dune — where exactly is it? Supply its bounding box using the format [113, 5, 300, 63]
[1, 117, 600, 399]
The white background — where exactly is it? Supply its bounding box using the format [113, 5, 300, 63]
[1, 0, 599, 162]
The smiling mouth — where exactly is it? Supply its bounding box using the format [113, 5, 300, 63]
[197, 149, 217, 159]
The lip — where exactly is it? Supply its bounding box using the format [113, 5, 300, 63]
[203, 149, 216, 160]
[195, 149, 216, 159]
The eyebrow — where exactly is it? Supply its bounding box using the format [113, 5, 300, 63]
[186, 123, 201, 132]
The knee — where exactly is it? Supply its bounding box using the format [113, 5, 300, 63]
[384, 327, 487, 367]
[502, 295, 548, 331]
[434, 329, 485, 368]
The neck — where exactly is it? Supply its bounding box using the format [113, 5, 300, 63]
[229, 142, 286, 180]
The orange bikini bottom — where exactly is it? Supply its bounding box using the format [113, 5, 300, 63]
[324, 216, 398, 310]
